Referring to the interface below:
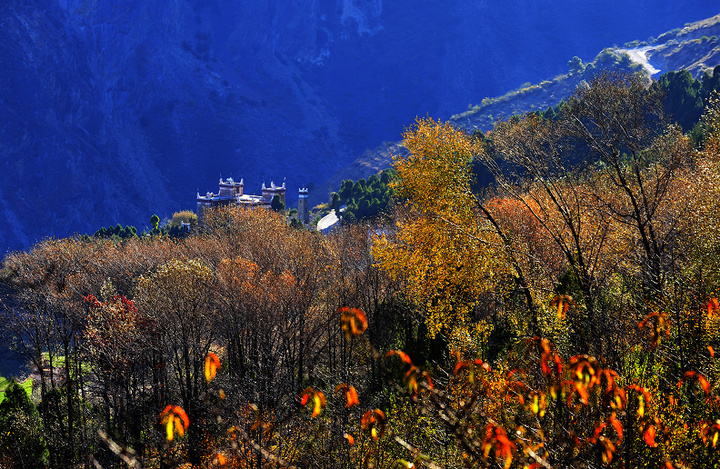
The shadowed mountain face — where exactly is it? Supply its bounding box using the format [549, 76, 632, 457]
[0, 0, 717, 253]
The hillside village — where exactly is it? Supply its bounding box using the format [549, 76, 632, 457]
[197, 177, 312, 226]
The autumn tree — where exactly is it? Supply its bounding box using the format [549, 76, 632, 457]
[684, 92, 720, 288]
[487, 112, 617, 354]
[373, 117, 514, 355]
[134, 258, 217, 464]
[0, 238, 99, 465]
[483, 72, 695, 361]
[82, 291, 159, 460]
[562, 71, 692, 304]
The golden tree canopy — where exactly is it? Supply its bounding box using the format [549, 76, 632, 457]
[373, 118, 506, 344]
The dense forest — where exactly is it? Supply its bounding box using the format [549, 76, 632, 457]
[2, 70, 720, 468]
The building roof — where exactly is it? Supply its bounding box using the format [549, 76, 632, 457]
[317, 209, 339, 232]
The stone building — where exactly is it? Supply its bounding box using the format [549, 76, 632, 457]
[297, 187, 310, 225]
[196, 177, 286, 218]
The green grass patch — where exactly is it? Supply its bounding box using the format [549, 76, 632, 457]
[41, 352, 92, 376]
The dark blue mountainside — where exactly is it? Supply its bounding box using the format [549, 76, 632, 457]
[0, 0, 718, 253]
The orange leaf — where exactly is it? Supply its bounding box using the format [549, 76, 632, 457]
[599, 437, 615, 464]
[453, 361, 469, 375]
[453, 359, 490, 383]
[481, 424, 515, 467]
[610, 415, 623, 443]
[205, 352, 221, 383]
[644, 425, 657, 447]
[345, 386, 359, 407]
[574, 382, 590, 405]
[344, 433, 355, 445]
[159, 405, 189, 442]
[385, 350, 413, 365]
[709, 298, 719, 316]
[300, 388, 326, 418]
[483, 442, 493, 459]
[590, 423, 607, 443]
[334, 384, 360, 407]
[474, 359, 492, 371]
[680, 371, 711, 395]
[175, 415, 186, 437]
[361, 409, 386, 440]
[339, 307, 368, 339]
[551, 294, 575, 319]
[701, 421, 720, 447]
[312, 395, 324, 418]
[425, 373, 434, 390]
[540, 350, 562, 378]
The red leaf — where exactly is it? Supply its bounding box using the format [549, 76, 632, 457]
[590, 422, 607, 443]
[159, 405, 189, 442]
[709, 298, 719, 316]
[474, 359, 492, 371]
[300, 388, 326, 418]
[453, 361, 469, 375]
[361, 409, 386, 440]
[680, 371, 711, 395]
[610, 415, 623, 443]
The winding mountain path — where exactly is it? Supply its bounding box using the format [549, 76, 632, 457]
[615, 45, 662, 76]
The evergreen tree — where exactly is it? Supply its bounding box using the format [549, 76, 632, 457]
[271, 194, 286, 212]
[0, 380, 48, 468]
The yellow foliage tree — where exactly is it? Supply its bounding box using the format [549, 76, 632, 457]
[372, 118, 507, 352]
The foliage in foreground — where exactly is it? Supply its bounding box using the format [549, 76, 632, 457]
[1, 72, 720, 468]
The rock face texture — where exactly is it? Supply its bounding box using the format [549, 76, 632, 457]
[0, 0, 717, 252]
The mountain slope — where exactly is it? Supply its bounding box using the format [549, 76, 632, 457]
[0, 1, 718, 252]
[324, 13, 720, 191]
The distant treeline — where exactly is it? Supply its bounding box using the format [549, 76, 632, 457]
[537, 65, 720, 140]
[92, 211, 198, 240]
[658, 65, 720, 133]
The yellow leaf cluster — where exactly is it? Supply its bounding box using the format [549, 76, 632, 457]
[373, 117, 507, 341]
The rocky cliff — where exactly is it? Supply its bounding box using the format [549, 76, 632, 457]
[0, 0, 717, 252]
